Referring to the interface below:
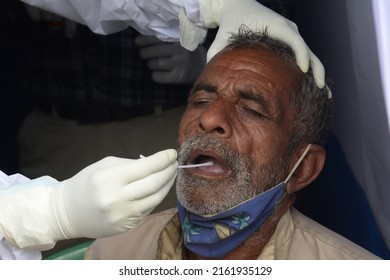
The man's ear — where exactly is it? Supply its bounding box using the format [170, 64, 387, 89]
[286, 144, 325, 194]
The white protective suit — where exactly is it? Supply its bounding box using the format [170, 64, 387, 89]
[0, 172, 42, 260]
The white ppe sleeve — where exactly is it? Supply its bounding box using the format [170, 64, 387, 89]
[0, 172, 61, 251]
[0, 171, 42, 260]
[19, 0, 206, 44]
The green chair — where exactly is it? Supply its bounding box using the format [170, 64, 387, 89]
[44, 240, 94, 260]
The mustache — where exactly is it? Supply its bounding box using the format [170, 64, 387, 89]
[177, 134, 248, 172]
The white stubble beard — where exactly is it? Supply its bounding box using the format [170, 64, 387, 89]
[176, 134, 290, 216]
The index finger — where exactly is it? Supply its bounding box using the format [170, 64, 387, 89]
[104, 149, 178, 185]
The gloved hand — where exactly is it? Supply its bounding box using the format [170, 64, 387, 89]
[135, 35, 206, 84]
[180, 0, 330, 97]
[24, 4, 78, 38]
[0, 149, 178, 249]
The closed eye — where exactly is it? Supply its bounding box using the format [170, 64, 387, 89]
[188, 83, 217, 106]
[239, 105, 266, 119]
[188, 89, 216, 107]
[188, 96, 213, 108]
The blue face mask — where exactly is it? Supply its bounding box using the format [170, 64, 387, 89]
[178, 144, 312, 259]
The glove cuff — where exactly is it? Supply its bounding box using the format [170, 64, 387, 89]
[51, 182, 79, 240]
[199, 0, 234, 28]
[179, 8, 207, 51]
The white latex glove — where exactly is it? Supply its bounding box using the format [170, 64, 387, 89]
[0, 149, 178, 250]
[189, 0, 331, 97]
[135, 35, 206, 84]
[24, 5, 78, 38]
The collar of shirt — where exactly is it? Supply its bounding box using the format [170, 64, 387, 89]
[154, 209, 295, 260]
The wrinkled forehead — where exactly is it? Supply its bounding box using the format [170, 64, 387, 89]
[194, 47, 302, 94]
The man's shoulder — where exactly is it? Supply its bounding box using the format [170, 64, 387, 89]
[148, 208, 179, 221]
[288, 208, 381, 259]
[84, 208, 178, 260]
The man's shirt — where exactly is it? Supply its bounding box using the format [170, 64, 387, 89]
[85, 208, 380, 260]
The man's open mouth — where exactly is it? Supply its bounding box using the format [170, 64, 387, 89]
[186, 150, 231, 177]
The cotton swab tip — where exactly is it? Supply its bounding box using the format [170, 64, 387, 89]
[178, 161, 214, 169]
[139, 154, 214, 169]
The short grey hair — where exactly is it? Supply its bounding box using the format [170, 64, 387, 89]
[224, 26, 332, 153]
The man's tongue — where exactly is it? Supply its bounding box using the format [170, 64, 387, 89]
[198, 161, 228, 174]
[195, 156, 229, 175]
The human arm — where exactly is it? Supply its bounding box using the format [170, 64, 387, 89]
[19, 0, 206, 42]
[0, 172, 42, 259]
[20, 0, 327, 90]
[0, 149, 177, 250]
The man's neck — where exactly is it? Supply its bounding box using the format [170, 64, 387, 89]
[188, 197, 292, 260]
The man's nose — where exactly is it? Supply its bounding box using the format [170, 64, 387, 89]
[198, 98, 232, 138]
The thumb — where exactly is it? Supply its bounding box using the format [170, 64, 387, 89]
[206, 36, 228, 62]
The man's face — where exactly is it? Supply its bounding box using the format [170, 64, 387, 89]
[177, 47, 302, 215]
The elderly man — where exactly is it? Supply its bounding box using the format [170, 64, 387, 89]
[84, 27, 379, 260]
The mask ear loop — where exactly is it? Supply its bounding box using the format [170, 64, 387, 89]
[274, 144, 312, 208]
[283, 144, 312, 184]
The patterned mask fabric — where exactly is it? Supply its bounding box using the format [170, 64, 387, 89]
[178, 144, 312, 259]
